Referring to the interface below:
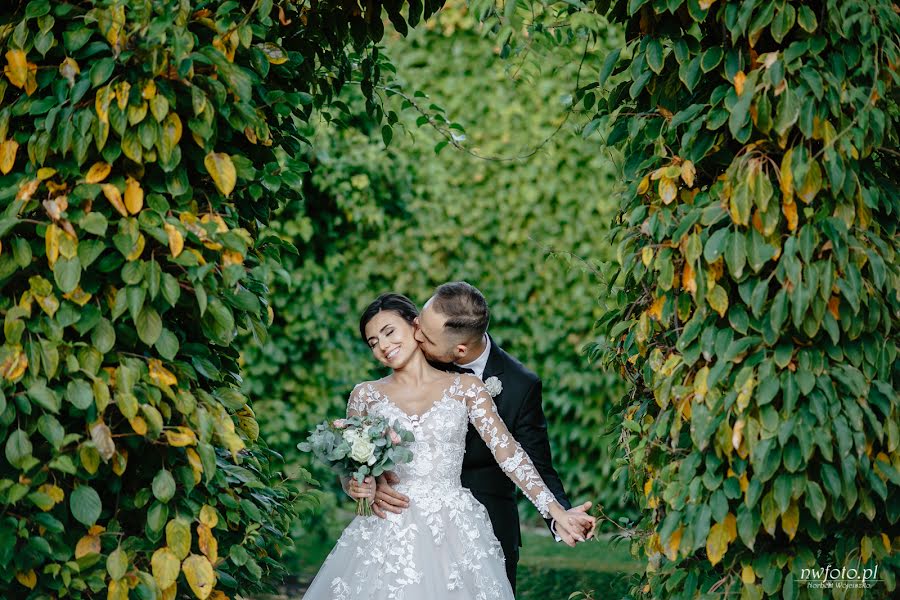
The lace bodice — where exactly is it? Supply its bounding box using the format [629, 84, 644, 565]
[346, 374, 558, 519]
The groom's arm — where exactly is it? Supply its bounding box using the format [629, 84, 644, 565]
[514, 378, 571, 533]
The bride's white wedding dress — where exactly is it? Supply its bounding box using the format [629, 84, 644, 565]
[303, 375, 559, 600]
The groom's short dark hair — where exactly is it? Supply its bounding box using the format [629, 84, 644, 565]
[431, 282, 490, 341]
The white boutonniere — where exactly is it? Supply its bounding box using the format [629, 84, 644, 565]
[484, 376, 503, 397]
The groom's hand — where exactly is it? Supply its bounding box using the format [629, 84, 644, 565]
[372, 471, 409, 519]
[554, 501, 596, 546]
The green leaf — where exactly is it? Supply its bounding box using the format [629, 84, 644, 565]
[725, 230, 746, 279]
[5, 429, 33, 469]
[797, 6, 818, 32]
[70, 485, 102, 526]
[774, 88, 800, 137]
[107, 546, 129, 580]
[805, 480, 826, 522]
[37, 414, 65, 449]
[65, 378, 94, 410]
[701, 47, 723, 73]
[28, 380, 60, 413]
[598, 48, 621, 86]
[646, 38, 664, 74]
[136, 306, 162, 346]
[152, 469, 176, 503]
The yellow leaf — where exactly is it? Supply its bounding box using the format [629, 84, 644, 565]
[166, 519, 192, 560]
[723, 512, 737, 542]
[732, 419, 745, 452]
[186, 448, 203, 484]
[16, 178, 39, 202]
[882, 533, 891, 552]
[75, 534, 101, 559]
[151, 548, 181, 590]
[861, 536, 873, 563]
[15, 569, 36, 589]
[659, 177, 678, 205]
[197, 523, 218, 563]
[96, 85, 113, 123]
[648, 295, 665, 322]
[637, 175, 650, 195]
[130, 415, 148, 435]
[741, 565, 756, 584]
[182, 554, 216, 600]
[101, 183, 128, 217]
[782, 198, 798, 231]
[5, 50, 35, 94]
[1, 345, 28, 381]
[112, 449, 128, 476]
[64, 286, 93, 307]
[37, 167, 56, 181]
[199, 505, 218, 528]
[59, 57, 80, 86]
[164, 223, 185, 258]
[222, 250, 243, 266]
[90, 421, 116, 462]
[142, 79, 157, 99]
[123, 177, 143, 214]
[46, 223, 61, 268]
[165, 427, 197, 447]
[115, 81, 131, 111]
[781, 501, 799, 541]
[706, 284, 729, 317]
[681, 160, 696, 188]
[257, 42, 289, 64]
[80, 445, 101, 475]
[108, 578, 130, 600]
[149, 358, 178, 387]
[126, 233, 146, 261]
[663, 525, 682, 561]
[0, 139, 19, 175]
[682, 261, 697, 295]
[86, 162, 112, 184]
[38, 483, 65, 504]
[641, 246, 653, 267]
[779, 148, 794, 203]
[733, 71, 746, 96]
[203, 152, 236, 196]
[706, 522, 730, 566]
[162, 583, 178, 600]
[698, 0, 716, 9]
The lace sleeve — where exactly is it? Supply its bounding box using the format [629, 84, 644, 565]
[346, 384, 367, 417]
[461, 377, 559, 519]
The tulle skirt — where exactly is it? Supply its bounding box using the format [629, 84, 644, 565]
[303, 486, 514, 600]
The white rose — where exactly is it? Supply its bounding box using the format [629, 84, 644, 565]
[349, 438, 376, 464]
[484, 376, 503, 397]
[342, 429, 359, 443]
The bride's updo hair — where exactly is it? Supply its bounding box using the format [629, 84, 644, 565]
[359, 293, 419, 343]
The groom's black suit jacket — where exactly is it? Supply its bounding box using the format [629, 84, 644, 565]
[451, 335, 571, 561]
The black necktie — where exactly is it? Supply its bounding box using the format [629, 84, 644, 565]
[456, 366, 475, 375]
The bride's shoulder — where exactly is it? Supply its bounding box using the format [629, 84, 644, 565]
[454, 373, 487, 395]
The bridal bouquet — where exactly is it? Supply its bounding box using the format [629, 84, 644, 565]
[297, 415, 415, 516]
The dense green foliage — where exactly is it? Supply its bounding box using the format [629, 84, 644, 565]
[0, 0, 432, 597]
[586, 0, 900, 597]
[241, 1, 631, 523]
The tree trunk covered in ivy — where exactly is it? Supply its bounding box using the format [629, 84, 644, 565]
[0, 0, 437, 597]
[591, 0, 899, 597]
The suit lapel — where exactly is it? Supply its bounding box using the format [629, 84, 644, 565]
[482, 334, 505, 380]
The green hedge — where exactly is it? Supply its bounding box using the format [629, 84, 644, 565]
[241, 2, 631, 524]
[588, 0, 900, 597]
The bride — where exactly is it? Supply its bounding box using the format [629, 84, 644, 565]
[303, 293, 596, 599]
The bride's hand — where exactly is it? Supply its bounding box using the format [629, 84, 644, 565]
[549, 502, 596, 547]
[348, 476, 376, 504]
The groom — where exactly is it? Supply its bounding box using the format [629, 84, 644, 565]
[372, 281, 593, 592]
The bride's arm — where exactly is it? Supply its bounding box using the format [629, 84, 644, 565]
[461, 375, 561, 519]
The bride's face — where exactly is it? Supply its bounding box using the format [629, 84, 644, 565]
[364, 310, 418, 369]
